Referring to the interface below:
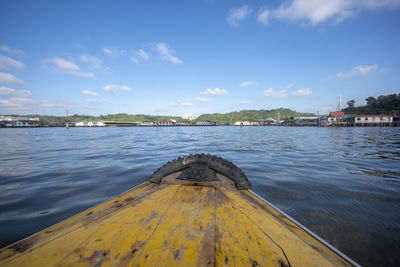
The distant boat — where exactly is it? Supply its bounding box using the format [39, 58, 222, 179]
[0, 154, 359, 266]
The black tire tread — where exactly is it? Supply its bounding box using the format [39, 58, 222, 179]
[147, 154, 252, 190]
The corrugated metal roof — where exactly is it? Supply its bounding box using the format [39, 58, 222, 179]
[329, 112, 345, 117]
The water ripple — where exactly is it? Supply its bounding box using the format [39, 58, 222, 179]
[0, 127, 399, 266]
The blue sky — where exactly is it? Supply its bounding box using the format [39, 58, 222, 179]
[0, 0, 399, 117]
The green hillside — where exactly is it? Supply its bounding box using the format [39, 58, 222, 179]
[343, 93, 400, 115]
[24, 113, 184, 122]
[196, 108, 315, 124]
[6, 108, 315, 124]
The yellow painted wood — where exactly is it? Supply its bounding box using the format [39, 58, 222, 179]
[0, 182, 354, 266]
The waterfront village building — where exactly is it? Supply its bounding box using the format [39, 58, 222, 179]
[328, 111, 345, 122]
[234, 119, 277, 126]
[234, 121, 251, 126]
[154, 121, 175, 126]
[0, 116, 41, 127]
[327, 111, 346, 126]
[176, 121, 195, 126]
[138, 121, 154, 126]
[294, 117, 320, 126]
[350, 115, 393, 125]
[75, 121, 106, 127]
[6, 121, 29, 127]
[258, 118, 277, 126]
[195, 121, 216, 126]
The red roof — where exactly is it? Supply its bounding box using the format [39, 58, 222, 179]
[354, 115, 391, 117]
[329, 111, 345, 117]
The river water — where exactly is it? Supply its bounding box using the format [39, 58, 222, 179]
[0, 126, 399, 266]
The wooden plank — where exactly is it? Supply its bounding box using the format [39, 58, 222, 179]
[0, 183, 180, 266]
[0, 183, 355, 266]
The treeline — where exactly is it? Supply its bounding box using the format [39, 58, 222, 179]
[343, 93, 400, 115]
[24, 113, 184, 122]
[196, 108, 315, 124]
[9, 108, 314, 123]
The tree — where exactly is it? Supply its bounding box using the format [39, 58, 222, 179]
[347, 100, 355, 108]
[365, 96, 377, 106]
[343, 93, 400, 115]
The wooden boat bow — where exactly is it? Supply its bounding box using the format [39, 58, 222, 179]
[0, 154, 359, 266]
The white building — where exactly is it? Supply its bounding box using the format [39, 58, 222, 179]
[75, 122, 86, 127]
[354, 115, 393, 124]
[234, 121, 251, 126]
[138, 121, 154, 126]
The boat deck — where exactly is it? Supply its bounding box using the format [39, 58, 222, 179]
[0, 182, 354, 266]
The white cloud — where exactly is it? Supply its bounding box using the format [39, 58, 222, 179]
[85, 98, 103, 103]
[103, 84, 132, 92]
[195, 97, 212, 102]
[0, 72, 27, 85]
[102, 47, 125, 57]
[131, 49, 150, 63]
[239, 81, 256, 87]
[263, 88, 287, 98]
[0, 97, 34, 108]
[0, 99, 18, 108]
[286, 83, 295, 89]
[43, 57, 78, 71]
[73, 71, 95, 78]
[156, 43, 183, 64]
[0, 55, 25, 70]
[80, 54, 102, 69]
[0, 45, 24, 56]
[227, 5, 252, 26]
[0, 97, 67, 110]
[81, 90, 98, 96]
[262, 0, 400, 25]
[103, 67, 113, 74]
[292, 88, 312, 96]
[181, 101, 193, 106]
[257, 7, 270, 25]
[43, 57, 95, 78]
[137, 49, 149, 60]
[201, 88, 228, 95]
[336, 64, 386, 78]
[169, 100, 194, 107]
[83, 105, 96, 109]
[240, 100, 250, 104]
[73, 43, 86, 49]
[0, 86, 31, 97]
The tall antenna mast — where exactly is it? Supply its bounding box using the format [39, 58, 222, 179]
[66, 110, 69, 129]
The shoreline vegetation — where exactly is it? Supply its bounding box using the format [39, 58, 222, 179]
[1, 108, 314, 124]
[1, 93, 399, 127]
